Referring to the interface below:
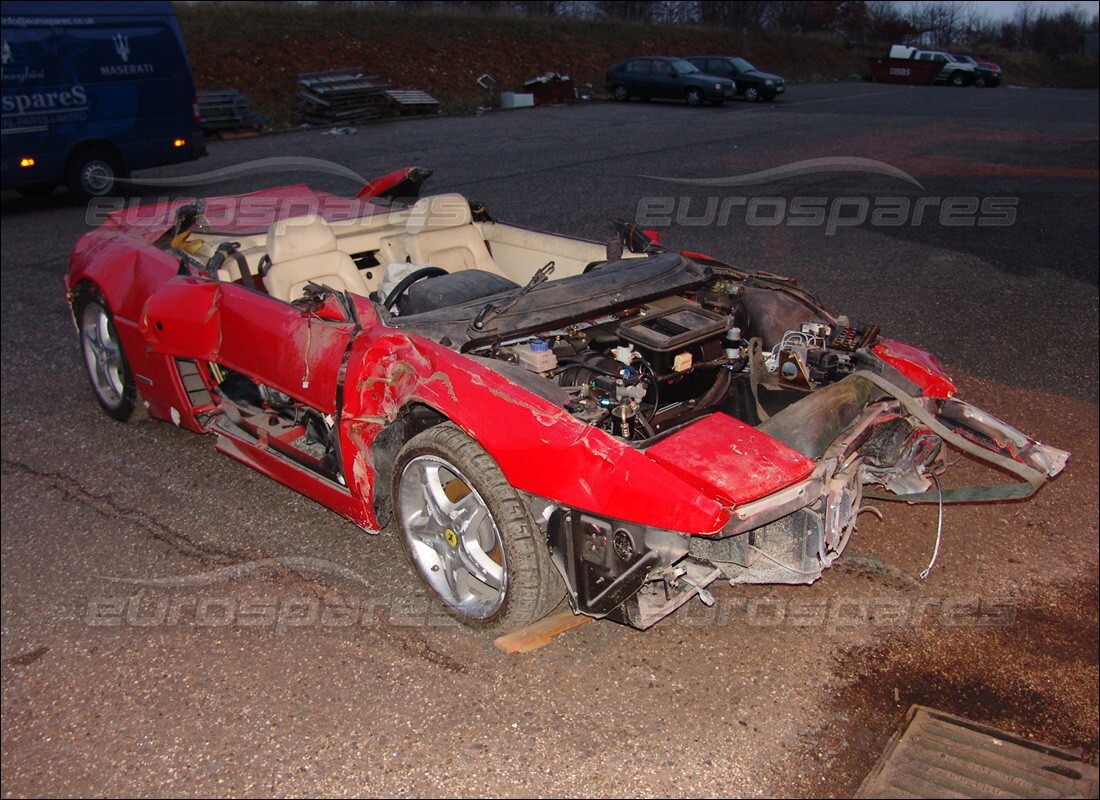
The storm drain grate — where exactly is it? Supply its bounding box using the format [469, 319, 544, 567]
[856, 705, 1098, 799]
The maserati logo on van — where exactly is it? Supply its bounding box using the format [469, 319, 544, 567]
[100, 33, 153, 77]
[113, 33, 130, 63]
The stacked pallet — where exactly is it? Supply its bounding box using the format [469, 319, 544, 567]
[197, 89, 263, 134]
[296, 68, 391, 126]
[384, 88, 440, 116]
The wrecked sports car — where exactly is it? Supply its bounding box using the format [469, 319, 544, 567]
[65, 168, 1069, 633]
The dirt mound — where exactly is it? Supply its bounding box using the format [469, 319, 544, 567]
[177, 4, 866, 124]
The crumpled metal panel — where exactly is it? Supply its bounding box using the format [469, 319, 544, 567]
[857, 705, 1099, 799]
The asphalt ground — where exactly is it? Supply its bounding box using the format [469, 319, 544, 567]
[2, 83, 1097, 797]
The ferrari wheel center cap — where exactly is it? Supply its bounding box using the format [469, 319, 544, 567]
[444, 528, 458, 548]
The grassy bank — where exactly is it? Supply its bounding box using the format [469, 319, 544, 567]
[176, 2, 1099, 126]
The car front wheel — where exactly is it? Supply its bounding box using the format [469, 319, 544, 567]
[78, 290, 141, 422]
[743, 85, 760, 102]
[612, 84, 630, 102]
[393, 423, 564, 632]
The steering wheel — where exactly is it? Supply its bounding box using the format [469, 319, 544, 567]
[383, 266, 449, 314]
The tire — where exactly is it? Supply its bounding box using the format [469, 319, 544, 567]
[950, 71, 966, 87]
[77, 288, 141, 422]
[612, 84, 630, 102]
[686, 87, 704, 107]
[974, 76, 987, 88]
[15, 182, 57, 198]
[392, 423, 564, 632]
[66, 148, 126, 201]
[743, 85, 760, 102]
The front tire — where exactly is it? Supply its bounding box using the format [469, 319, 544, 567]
[77, 290, 141, 422]
[612, 84, 630, 102]
[392, 423, 564, 632]
[743, 85, 760, 102]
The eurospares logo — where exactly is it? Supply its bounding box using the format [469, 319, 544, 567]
[638, 157, 1016, 234]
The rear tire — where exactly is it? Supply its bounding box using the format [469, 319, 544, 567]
[686, 87, 704, 107]
[950, 71, 966, 87]
[15, 182, 57, 198]
[66, 148, 126, 201]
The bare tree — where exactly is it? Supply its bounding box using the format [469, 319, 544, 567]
[909, 1, 968, 48]
[594, 0, 657, 22]
[1016, 0, 1034, 49]
[696, 0, 770, 31]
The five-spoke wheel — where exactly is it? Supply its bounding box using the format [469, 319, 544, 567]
[79, 293, 139, 421]
[393, 423, 563, 631]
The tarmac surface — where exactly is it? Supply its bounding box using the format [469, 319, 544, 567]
[2, 84, 1097, 797]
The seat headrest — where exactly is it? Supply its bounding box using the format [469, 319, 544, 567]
[404, 193, 473, 234]
[267, 216, 337, 263]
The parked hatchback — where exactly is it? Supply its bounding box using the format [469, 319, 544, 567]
[606, 57, 735, 106]
[686, 56, 786, 102]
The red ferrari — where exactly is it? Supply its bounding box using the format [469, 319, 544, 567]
[65, 168, 1069, 633]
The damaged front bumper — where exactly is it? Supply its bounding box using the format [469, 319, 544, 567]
[532, 372, 1069, 631]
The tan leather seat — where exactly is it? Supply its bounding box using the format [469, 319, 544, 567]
[262, 216, 370, 302]
[403, 194, 503, 274]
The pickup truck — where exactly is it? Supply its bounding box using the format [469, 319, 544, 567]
[887, 45, 981, 87]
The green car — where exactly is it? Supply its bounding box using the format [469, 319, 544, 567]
[606, 56, 736, 107]
[687, 56, 787, 102]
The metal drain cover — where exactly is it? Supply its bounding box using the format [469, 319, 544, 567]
[856, 705, 1098, 798]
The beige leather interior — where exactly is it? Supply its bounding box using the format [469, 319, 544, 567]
[262, 216, 371, 302]
[401, 193, 503, 275]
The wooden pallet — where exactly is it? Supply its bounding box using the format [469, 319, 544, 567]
[385, 88, 440, 115]
[198, 89, 263, 132]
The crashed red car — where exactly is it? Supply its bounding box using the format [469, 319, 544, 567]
[65, 168, 1069, 633]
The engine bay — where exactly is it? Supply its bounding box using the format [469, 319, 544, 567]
[460, 268, 883, 443]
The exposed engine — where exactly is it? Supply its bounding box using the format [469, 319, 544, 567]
[470, 278, 883, 443]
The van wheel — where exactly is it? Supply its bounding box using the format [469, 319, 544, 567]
[15, 182, 57, 198]
[66, 148, 127, 201]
